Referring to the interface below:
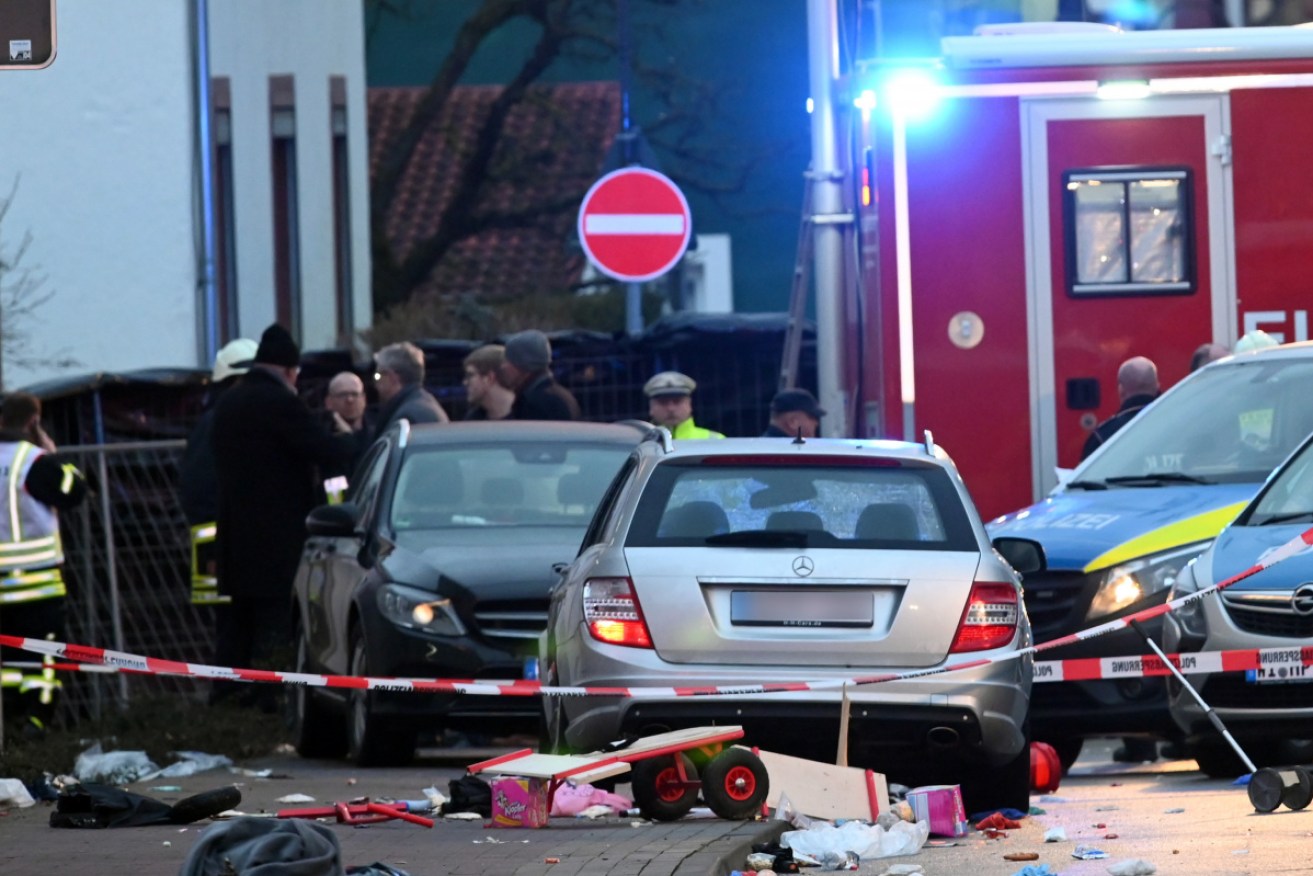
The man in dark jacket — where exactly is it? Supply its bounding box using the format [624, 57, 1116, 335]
[499, 330, 580, 421]
[178, 337, 257, 607]
[372, 341, 449, 441]
[762, 388, 825, 438]
[210, 324, 352, 706]
[1080, 356, 1159, 461]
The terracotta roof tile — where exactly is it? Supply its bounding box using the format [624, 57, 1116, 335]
[369, 81, 622, 303]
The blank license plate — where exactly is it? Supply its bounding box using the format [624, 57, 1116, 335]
[731, 590, 873, 628]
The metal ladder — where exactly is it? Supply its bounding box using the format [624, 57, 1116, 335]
[778, 169, 815, 392]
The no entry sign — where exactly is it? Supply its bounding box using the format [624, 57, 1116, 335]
[577, 167, 692, 283]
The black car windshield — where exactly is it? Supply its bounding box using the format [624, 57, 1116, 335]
[388, 442, 631, 536]
[626, 459, 977, 550]
[1078, 358, 1313, 486]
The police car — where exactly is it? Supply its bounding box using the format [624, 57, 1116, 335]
[988, 343, 1313, 768]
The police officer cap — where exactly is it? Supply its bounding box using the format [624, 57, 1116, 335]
[644, 371, 696, 398]
[771, 388, 826, 418]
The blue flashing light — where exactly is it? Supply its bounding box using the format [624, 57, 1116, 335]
[853, 89, 877, 112]
[806, 97, 814, 114]
[881, 69, 941, 121]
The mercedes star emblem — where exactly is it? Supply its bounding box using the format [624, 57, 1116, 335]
[792, 556, 814, 577]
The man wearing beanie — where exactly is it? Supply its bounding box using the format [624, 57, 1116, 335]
[210, 324, 353, 708]
[498, 330, 581, 421]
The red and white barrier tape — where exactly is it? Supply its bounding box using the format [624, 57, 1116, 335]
[4, 525, 1311, 699]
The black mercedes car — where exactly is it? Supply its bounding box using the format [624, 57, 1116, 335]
[289, 419, 644, 765]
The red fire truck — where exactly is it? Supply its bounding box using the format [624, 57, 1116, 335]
[847, 23, 1313, 520]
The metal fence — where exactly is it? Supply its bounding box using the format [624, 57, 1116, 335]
[51, 440, 213, 723]
[4, 316, 817, 728]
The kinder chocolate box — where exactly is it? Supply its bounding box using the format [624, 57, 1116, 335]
[491, 776, 549, 828]
[906, 784, 968, 837]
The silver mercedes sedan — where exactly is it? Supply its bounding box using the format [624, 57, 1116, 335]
[541, 430, 1044, 813]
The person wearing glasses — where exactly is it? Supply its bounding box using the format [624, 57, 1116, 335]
[372, 341, 450, 441]
[319, 371, 373, 501]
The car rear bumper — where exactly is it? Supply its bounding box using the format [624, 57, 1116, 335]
[557, 661, 1029, 765]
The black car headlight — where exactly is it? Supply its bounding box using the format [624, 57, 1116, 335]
[1086, 541, 1211, 621]
[377, 583, 466, 636]
[1165, 561, 1209, 638]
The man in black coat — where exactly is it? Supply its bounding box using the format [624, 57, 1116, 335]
[210, 324, 352, 706]
[499, 330, 581, 421]
[1080, 356, 1159, 462]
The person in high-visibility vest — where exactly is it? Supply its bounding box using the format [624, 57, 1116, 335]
[179, 338, 258, 607]
[643, 371, 725, 439]
[0, 391, 88, 735]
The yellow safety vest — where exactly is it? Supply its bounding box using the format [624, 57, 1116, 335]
[671, 418, 725, 440]
[189, 521, 230, 605]
[0, 441, 67, 605]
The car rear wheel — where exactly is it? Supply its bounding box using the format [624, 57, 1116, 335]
[700, 748, 769, 820]
[1047, 737, 1084, 774]
[631, 753, 699, 821]
[1191, 738, 1250, 779]
[288, 621, 346, 759]
[346, 628, 417, 767]
[958, 737, 1031, 814]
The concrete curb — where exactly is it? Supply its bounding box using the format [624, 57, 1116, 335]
[674, 819, 788, 876]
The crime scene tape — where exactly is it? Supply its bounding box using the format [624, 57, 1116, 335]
[3, 524, 1311, 699]
[9, 644, 1313, 684]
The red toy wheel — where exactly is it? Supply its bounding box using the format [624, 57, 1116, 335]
[632, 754, 699, 821]
[701, 748, 769, 819]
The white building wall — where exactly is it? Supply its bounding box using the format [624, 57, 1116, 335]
[0, 0, 371, 390]
[0, 0, 197, 388]
[207, 0, 371, 352]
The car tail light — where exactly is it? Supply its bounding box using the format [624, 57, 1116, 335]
[949, 582, 1019, 653]
[584, 577, 653, 649]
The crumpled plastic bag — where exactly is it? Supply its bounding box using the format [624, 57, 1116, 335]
[1106, 860, 1156, 876]
[154, 751, 233, 778]
[74, 743, 161, 786]
[548, 781, 632, 817]
[783, 818, 931, 861]
[0, 777, 37, 809]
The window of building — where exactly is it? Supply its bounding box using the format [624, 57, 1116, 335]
[1063, 168, 1194, 297]
[270, 75, 301, 341]
[330, 76, 353, 344]
[212, 77, 239, 341]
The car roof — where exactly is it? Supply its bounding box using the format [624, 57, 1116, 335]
[1206, 340, 1313, 367]
[402, 420, 648, 446]
[645, 436, 951, 465]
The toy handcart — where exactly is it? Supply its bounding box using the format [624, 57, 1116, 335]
[468, 725, 769, 822]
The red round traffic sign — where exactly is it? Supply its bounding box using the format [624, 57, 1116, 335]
[577, 167, 692, 283]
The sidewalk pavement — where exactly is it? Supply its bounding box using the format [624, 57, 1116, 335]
[0, 750, 786, 876]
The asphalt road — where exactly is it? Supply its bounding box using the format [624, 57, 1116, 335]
[1, 739, 1309, 876]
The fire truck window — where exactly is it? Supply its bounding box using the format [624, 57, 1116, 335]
[1064, 169, 1193, 297]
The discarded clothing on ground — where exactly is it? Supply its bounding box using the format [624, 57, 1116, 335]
[441, 774, 492, 817]
[50, 782, 175, 828]
[179, 816, 343, 876]
[549, 781, 632, 817]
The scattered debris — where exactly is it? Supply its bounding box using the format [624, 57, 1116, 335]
[275, 794, 315, 804]
[1010, 865, 1057, 876]
[782, 818, 930, 861]
[1073, 845, 1109, 860]
[545, 858, 560, 864]
[875, 865, 922, 876]
[1106, 860, 1156, 876]
[976, 812, 1022, 831]
[0, 778, 37, 809]
[1043, 826, 1067, 842]
[1004, 852, 1040, 861]
[1163, 808, 1185, 814]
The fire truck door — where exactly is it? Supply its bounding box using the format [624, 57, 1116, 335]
[1022, 95, 1233, 494]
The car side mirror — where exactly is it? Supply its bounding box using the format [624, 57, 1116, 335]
[306, 501, 359, 538]
[993, 536, 1046, 576]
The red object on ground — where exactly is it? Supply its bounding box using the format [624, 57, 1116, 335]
[975, 812, 1022, 831]
[277, 800, 433, 828]
[1030, 741, 1062, 794]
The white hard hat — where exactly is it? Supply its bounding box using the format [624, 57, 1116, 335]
[212, 338, 258, 382]
[1235, 330, 1278, 355]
